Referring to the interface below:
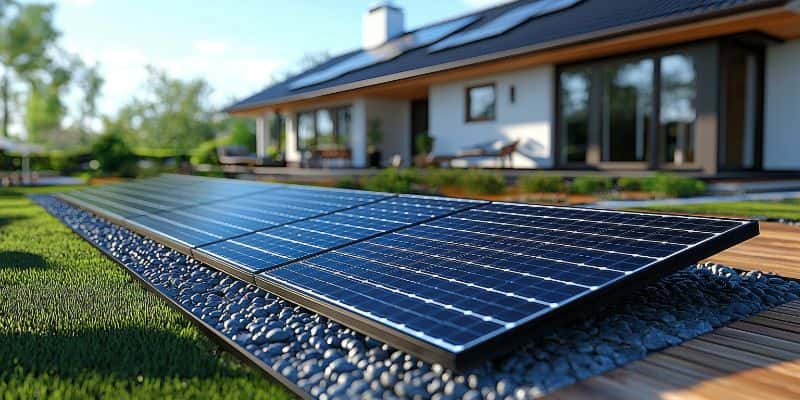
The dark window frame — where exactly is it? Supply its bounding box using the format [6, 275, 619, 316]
[465, 83, 497, 122]
[295, 105, 352, 151]
[554, 39, 725, 171]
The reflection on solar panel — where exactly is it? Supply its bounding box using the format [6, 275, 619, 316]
[289, 15, 479, 89]
[428, 0, 583, 52]
[57, 175, 758, 368]
[255, 202, 757, 368]
[196, 195, 484, 280]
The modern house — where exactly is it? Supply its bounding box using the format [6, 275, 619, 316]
[226, 0, 800, 175]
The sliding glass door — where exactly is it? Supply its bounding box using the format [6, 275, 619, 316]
[601, 59, 654, 163]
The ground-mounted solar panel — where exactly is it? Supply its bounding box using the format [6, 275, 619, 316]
[194, 195, 484, 282]
[122, 185, 392, 256]
[254, 202, 758, 368]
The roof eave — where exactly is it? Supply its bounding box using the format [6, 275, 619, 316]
[227, 0, 791, 115]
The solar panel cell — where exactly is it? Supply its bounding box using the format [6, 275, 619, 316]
[256, 202, 756, 367]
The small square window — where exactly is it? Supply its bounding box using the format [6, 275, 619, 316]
[466, 84, 496, 122]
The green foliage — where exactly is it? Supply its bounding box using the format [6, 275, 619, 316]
[364, 168, 419, 193]
[459, 170, 506, 195]
[617, 176, 647, 192]
[0, 2, 60, 138]
[225, 118, 256, 153]
[0, 190, 292, 399]
[518, 174, 565, 193]
[414, 134, 435, 155]
[634, 199, 800, 220]
[367, 119, 383, 150]
[90, 133, 137, 177]
[422, 168, 463, 189]
[334, 176, 361, 189]
[644, 173, 706, 197]
[570, 176, 613, 194]
[190, 138, 221, 166]
[108, 67, 216, 154]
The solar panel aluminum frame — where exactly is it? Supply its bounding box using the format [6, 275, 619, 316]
[253, 210, 759, 370]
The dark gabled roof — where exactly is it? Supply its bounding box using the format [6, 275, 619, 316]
[226, 0, 786, 112]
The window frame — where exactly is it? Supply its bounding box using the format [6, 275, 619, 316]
[295, 105, 352, 151]
[465, 83, 497, 123]
[554, 41, 717, 171]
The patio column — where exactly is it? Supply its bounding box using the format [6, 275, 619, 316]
[255, 112, 273, 158]
[351, 98, 367, 168]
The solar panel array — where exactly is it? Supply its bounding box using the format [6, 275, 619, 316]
[58, 175, 758, 368]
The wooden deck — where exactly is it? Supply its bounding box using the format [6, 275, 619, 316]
[708, 221, 800, 280]
[549, 221, 800, 399]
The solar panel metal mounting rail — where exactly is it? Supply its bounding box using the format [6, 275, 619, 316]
[55, 175, 760, 370]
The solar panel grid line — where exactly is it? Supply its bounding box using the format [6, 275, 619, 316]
[391, 228, 629, 277]
[196, 195, 487, 281]
[264, 259, 527, 351]
[56, 192, 134, 223]
[421, 220, 661, 264]
[254, 203, 758, 369]
[191, 190, 395, 249]
[330, 244, 563, 306]
[348, 235, 595, 290]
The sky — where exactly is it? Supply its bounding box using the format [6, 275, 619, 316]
[43, 0, 509, 118]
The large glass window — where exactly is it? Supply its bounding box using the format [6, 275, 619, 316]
[297, 112, 316, 151]
[296, 106, 352, 151]
[466, 84, 496, 122]
[336, 108, 351, 147]
[559, 69, 591, 163]
[316, 109, 335, 146]
[660, 54, 696, 164]
[602, 59, 653, 162]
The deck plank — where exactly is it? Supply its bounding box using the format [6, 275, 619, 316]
[548, 299, 800, 399]
[707, 222, 800, 279]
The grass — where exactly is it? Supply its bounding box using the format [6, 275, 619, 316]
[0, 186, 292, 399]
[632, 199, 800, 220]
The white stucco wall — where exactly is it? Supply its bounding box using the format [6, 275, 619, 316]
[429, 65, 554, 168]
[365, 97, 411, 166]
[764, 38, 800, 170]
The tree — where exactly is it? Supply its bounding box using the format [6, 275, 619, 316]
[0, 1, 59, 137]
[108, 66, 217, 154]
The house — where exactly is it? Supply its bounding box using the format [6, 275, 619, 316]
[225, 0, 800, 175]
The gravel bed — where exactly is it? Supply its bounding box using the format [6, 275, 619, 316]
[35, 195, 800, 400]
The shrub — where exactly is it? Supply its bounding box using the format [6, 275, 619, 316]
[422, 168, 463, 189]
[518, 174, 565, 193]
[570, 176, 613, 194]
[364, 168, 419, 193]
[617, 177, 648, 192]
[190, 139, 220, 166]
[414, 134, 435, 155]
[645, 173, 706, 197]
[91, 133, 137, 177]
[459, 170, 506, 195]
[335, 176, 361, 189]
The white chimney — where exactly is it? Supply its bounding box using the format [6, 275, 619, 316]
[362, 2, 405, 49]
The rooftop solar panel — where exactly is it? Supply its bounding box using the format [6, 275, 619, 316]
[255, 202, 757, 368]
[194, 195, 483, 281]
[428, 0, 583, 53]
[289, 14, 480, 89]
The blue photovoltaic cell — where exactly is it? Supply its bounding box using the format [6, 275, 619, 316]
[290, 15, 479, 89]
[197, 195, 483, 274]
[258, 202, 751, 353]
[428, 0, 583, 52]
[127, 185, 389, 248]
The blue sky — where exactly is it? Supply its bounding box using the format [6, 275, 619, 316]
[46, 0, 508, 116]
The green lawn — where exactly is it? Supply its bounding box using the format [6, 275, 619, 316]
[0, 186, 291, 399]
[632, 199, 800, 220]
